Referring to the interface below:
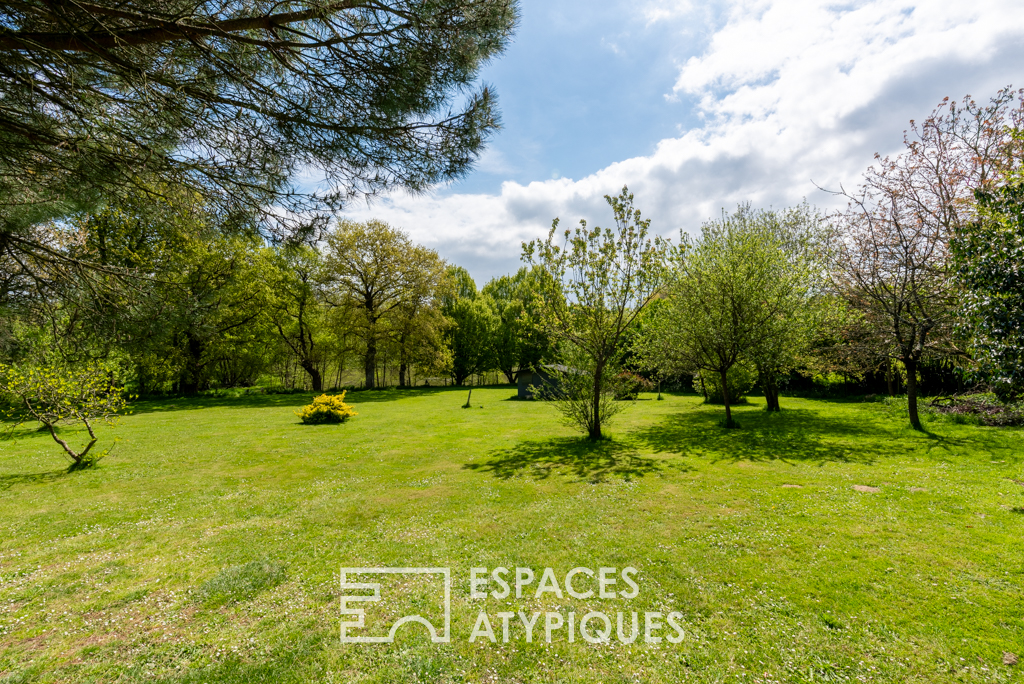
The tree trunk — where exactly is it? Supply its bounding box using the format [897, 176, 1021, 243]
[885, 360, 895, 396]
[180, 333, 205, 395]
[301, 361, 323, 392]
[364, 337, 376, 389]
[699, 374, 708, 400]
[719, 367, 734, 428]
[590, 364, 604, 440]
[503, 368, 516, 384]
[905, 356, 922, 430]
[764, 374, 780, 412]
[399, 362, 408, 388]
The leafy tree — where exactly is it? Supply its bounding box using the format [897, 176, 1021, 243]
[482, 266, 553, 383]
[323, 220, 444, 389]
[388, 252, 449, 387]
[639, 206, 802, 428]
[0, 0, 518, 265]
[264, 245, 331, 391]
[952, 180, 1024, 401]
[0, 362, 128, 469]
[741, 205, 831, 411]
[830, 89, 1024, 429]
[160, 235, 269, 393]
[522, 187, 667, 439]
[441, 266, 496, 385]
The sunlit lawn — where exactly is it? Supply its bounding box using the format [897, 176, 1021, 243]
[0, 387, 1022, 683]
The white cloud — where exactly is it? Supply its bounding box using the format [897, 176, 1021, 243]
[641, 0, 695, 25]
[341, 0, 1024, 284]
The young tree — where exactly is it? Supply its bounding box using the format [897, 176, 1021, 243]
[640, 206, 803, 428]
[952, 179, 1024, 401]
[0, 362, 129, 469]
[829, 91, 1023, 428]
[522, 187, 667, 440]
[323, 220, 444, 389]
[440, 267, 496, 385]
[482, 266, 553, 383]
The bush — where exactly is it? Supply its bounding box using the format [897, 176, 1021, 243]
[926, 393, 1024, 427]
[295, 392, 357, 424]
[614, 372, 654, 400]
[694, 363, 757, 404]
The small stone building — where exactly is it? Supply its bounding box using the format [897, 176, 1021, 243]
[516, 365, 571, 399]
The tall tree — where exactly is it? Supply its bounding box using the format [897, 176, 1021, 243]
[830, 90, 1024, 428]
[264, 245, 331, 392]
[522, 187, 667, 440]
[323, 220, 443, 389]
[741, 205, 831, 412]
[389, 252, 448, 387]
[440, 266, 496, 385]
[952, 179, 1024, 401]
[482, 266, 553, 383]
[640, 206, 803, 428]
[0, 0, 518, 262]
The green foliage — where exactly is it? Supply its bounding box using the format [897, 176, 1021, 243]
[295, 392, 357, 424]
[613, 371, 654, 400]
[441, 266, 497, 385]
[324, 220, 449, 389]
[66, 198, 275, 394]
[1, 0, 517, 260]
[639, 204, 812, 426]
[694, 363, 757, 404]
[952, 180, 1024, 402]
[533, 348, 626, 436]
[482, 266, 554, 383]
[522, 186, 668, 439]
[0, 361, 129, 467]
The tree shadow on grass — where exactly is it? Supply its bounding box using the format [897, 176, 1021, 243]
[631, 406, 887, 466]
[465, 437, 679, 483]
[127, 386, 452, 415]
[0, 470, 67, 491]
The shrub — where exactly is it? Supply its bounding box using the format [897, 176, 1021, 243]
[295, 392, 357, 424]
[694, 363, 757, 404]
[926, 393, 1024, 427]
[614, 372, 654, 400]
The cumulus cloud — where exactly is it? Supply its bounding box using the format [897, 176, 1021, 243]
[341, 0, 1024, 283]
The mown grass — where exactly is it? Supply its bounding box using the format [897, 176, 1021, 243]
[0, 388, 1022, 683]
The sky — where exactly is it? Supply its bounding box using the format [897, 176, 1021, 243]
[340, 0, 1024, 286]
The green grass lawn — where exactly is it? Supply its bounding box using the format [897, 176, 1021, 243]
[1, 388, 1022, 683]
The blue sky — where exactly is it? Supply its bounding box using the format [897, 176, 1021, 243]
[455, 0, 705, 193]
[342, 0, 1024, 285]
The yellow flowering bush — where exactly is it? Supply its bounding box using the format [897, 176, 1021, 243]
[295, 392, 357, 424]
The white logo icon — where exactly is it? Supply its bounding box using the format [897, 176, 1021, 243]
[340, 567, 451, 643]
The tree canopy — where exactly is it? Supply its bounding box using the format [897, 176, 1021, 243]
[0, 0, 518, 255]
